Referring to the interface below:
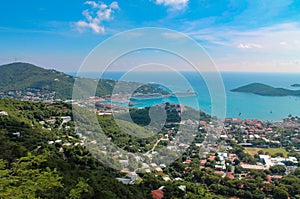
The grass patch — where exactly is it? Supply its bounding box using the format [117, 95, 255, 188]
[245, 147, 288, 157]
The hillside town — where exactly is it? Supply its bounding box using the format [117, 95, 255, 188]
[39, 96, 300, 190]
[2, 94, 300, 198]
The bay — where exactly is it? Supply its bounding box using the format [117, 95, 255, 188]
[68, 71, 300, 121]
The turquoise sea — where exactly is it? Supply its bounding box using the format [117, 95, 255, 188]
[69, 71, 300, 122]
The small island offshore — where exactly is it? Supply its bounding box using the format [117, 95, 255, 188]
[291, 84, 300, 87]
[231, 83, 300, 96]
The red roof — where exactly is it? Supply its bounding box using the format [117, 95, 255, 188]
[200, 160, 207, 165]
[227, 172, 234, 179]
[199, 120, 207, 125]
[214, 171, 224, 175]
[151, 189, 164, 199]
[209, 156, 216, 161]
[233, 118, 242, 122]
[266, 174, 272, 183]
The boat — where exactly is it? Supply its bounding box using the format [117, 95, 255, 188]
[130, 93, 163, 100]
[169, 91, 197, 98]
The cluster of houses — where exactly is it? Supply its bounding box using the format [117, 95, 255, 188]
[0, 88, 56, 102]
[221, 117, 300, 149]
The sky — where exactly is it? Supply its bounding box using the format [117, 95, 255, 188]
[1, 0, 300, 72]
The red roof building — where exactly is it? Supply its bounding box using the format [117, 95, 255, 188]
[151, 189, 164, 199]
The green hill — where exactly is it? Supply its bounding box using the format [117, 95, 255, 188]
[0, 62, 114, 100]
[231, 83, 300, 96]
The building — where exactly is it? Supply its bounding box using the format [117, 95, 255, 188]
[241, 164, 265, 171]
[151, 189, 164, 199]
[155, 167, 163, 174]
[0, 111, 8, 116]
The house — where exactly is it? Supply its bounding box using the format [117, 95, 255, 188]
[224, 118, 233, 124]
[209, 156, 216, 161]
[0, 111, 8, 116]
[183, 159, 192, 164]
[61, 116, 71, 123]
[214, 171, 225, 176]
[151, 189, 164, 199]
[115, 178, 131, 184]
[151, 163, 158, 168]
[178, 185, 186, 192]
[45, 119, 56, 124]
[162, 176, 171, 181]
[200, 159, 207, 165]
[126, 172, 138, 181]
[227, 172, 234, 179]
[155, 167, 163, 174]
[241, 164, 265, 171]
[232, 118, 243, 125]
[119, 160, 129, 167]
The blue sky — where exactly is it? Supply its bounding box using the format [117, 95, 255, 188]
[1, 0, 300, 72]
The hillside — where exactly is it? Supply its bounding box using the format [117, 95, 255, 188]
[0, 62, 114, 100]
[0, 98, 149, 198]
[231, 83, 300, 96]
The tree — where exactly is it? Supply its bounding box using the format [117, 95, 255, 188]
[234, 158, 240, 166]
[273, 187, 289, 199]
[0, 153, 62, 198]
[68, 178, 92, 199]
[235, 166, 243, 174]
[270, 165, 286, 175]
[258, 150, 264, 155]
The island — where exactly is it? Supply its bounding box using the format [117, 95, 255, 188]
[291, 84, 300, 87]
[231, 83, 300, 96]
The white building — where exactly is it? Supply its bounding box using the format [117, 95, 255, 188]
[0, 111, 8, 116]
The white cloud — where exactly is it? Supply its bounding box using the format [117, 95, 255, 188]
[154, 0, 189, 10]
[279, 41, 287, 45]
[238, 43, 262, 49]
[162, 32, 186, 39]
[75, 1, 119, 34]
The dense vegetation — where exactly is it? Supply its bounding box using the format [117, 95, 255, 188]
[0, 99, 149, 198]
[231, 83, 300, 96]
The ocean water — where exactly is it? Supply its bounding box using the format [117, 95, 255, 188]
[69, 71, 300, 121]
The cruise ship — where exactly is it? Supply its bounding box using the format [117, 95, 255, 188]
[170, 91, 197, 98]
[130, 93, 163, 100]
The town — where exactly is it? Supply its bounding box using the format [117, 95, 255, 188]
[40, 96, 300, 188]
[2, 95, 300, 198]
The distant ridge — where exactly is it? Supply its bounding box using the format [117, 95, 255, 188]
[0, 62, 114, 99]
[231, 83, 300, 96]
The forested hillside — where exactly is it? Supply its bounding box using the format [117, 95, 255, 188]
[0, 63, 115, 100]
